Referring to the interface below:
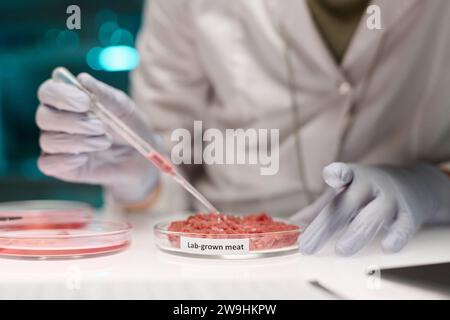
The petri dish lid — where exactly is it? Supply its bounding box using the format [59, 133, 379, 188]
[0, 200, 93, 222]
[0, 201, 131, 259]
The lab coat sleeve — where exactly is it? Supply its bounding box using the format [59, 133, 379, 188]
[130, 0, 210, 165]
[413, 88, 450, 167]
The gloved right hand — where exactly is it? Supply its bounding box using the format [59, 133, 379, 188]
[36, 73, 160, 205]
[291, 162, 450, 256]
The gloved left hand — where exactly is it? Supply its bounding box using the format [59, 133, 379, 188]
[291, 162, 450, 256]
[36, 73, 160, 205]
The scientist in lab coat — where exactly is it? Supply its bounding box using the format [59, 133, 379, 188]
[36, 0, 450, 256]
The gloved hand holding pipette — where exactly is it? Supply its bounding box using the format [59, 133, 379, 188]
[37, 73, 160, 206]
[37, 68, 218, 213]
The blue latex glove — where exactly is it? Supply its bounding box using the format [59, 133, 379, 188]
[36, 73, 160, 205]
[291, 162, 450, 256]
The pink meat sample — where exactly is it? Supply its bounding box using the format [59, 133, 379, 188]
[167, 213, 300, 251]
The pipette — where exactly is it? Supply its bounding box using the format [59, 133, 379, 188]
[52, 67, 219, 214]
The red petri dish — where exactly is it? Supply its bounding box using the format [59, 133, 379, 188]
[0, 218, 132, 259]
[0, 201, 131, 259]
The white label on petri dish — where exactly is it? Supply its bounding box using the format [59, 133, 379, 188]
[180, 237, 249, 255]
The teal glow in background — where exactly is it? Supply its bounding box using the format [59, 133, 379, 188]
[95, 45, 139, 71]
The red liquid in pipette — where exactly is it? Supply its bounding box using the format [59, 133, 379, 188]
[147, 152, 219, 213]
[147, 152, 176, 175]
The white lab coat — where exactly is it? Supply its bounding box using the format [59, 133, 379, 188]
[131, 0, 450, 217]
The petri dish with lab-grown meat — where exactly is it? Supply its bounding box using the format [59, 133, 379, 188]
[154, 213, 302, 259]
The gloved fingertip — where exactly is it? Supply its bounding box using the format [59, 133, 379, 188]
[37, 79, 52, 101]
[298, 242, 315, 255]
[38, 79, 91, 112]
[77, 73, 101, 93]
[67, 153, 89, 165]
[381, 232, 408, 253]
[37, 156, 50, 175]
[323, 162, 354, 188]
[38, 154, 88, 176]
[335, 239, 362, 257]
[298, 233, 319, 255]
[85, 135, 112, 150]
[77, 73, 128, 112]
[77, 72, 94, 85]
[289, 210, 313, 226]
[335, 244, 353, 257]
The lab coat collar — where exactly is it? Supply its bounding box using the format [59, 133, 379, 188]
[270, 0, 422, 80]
[272, 0, 337, 78]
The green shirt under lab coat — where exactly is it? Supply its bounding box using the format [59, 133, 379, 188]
[306, 0, 371, 64]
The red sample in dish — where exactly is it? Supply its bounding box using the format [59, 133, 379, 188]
[168, 213, 300, 251]
[0, 219, 132, 258]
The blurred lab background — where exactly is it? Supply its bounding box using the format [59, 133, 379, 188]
[0, 0, 144, 207]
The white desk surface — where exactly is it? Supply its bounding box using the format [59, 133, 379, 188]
[0, 211, 449, 300]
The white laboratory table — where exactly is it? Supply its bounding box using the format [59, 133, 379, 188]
[0, 210, 449, 300]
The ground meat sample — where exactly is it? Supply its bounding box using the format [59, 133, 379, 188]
[167, 213, 300, 251]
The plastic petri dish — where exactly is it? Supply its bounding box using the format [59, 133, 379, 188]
[0, 200, 131, 259]
[154, 218, 303, 259]
[0, 217, 132, 259]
